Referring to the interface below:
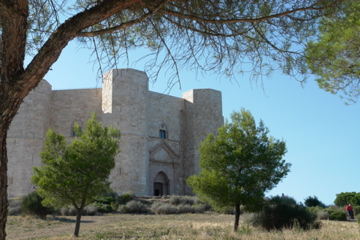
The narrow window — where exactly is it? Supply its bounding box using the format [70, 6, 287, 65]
[159, 123, 167, 139]
[159, 129, 166, 139]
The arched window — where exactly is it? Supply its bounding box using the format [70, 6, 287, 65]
[159, 123, 167, 139]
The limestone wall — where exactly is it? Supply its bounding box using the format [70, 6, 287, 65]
[147, 91, 183, 141]
[147, 91, 183, 195]
[51, 88, 102, 137]
[181, 89, 224, 194]
[7, 81, 52, 197]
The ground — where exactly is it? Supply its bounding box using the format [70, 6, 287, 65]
[5, 213, 360, 240]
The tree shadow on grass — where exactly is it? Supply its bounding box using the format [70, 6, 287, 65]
[54, 217, 94, 223]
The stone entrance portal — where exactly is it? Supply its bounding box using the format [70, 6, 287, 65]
[153, 171, 169, 196]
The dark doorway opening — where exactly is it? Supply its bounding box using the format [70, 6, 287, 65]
[154, 182, 163, 196]
[153, 171, 169, 196]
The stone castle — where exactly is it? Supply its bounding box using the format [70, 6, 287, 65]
[7, 69, 223, 197]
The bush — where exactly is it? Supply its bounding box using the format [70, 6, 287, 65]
[169, 196, 197, 206]
[306, 206, 329, 220]
[242, 213, 258, 226]
[92, 190, 119, 212]
[193, 203, 210, 213]
[8, 198, 22, 216]
[356, 213, 360, 224]
[304, 196, 326, 208]
[60, 206, 77, 216]
[83, 204, 98, 216]
[353, 205, 360, 217]
[251, 196, 321, 231]
[151, 201, 178, 214]
[329, 211, 347, 221]
[119, 200, 150, 214]
[323, 205, 342, 217]
[317, 211, 330, 220]
[149, 199, 209, 214]
[177, 204, 195, 214]
[215, 205, 236, 214]
[93, 203, 113, 213]
[21, 191, 54, 218]
[119, 193, 135, 205]
[8, 206, 22, 216]
[60, 204, 98, 216]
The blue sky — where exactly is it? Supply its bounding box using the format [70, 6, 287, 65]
[40, 41, 360, 206]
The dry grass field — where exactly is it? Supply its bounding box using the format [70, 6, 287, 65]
[5, 213, 360, 240]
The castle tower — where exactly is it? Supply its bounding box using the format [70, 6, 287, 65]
[181, 89, 223, 194]
[7, 81, 52, 197]
[102, 69, 150, 195]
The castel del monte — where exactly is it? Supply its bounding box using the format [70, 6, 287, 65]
[7, 68, 223, 198]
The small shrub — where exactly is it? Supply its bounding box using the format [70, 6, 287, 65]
[169, 195, 181, 205]
[97, 204, 113, 213]
[92, 190, 119, 212]
[119, 200, 149, 214]
[83, 204, 98, 216]
[169, 196, 197, 206]
[8, 198, 22, 216]
[60, 206, 77, 216]
[8, 207, 21, 216]
[307, 206, 321, 214]
[242, 213, 258, 226]
[193, 203, 210, 213]
[59, 207, 67, 216]
[151, 201, 178, 214]
[219, 206, 237, 214]
[329, 211, 347, 221]
[322, 207, 336, 217]
[317, 211, 330, 220]
[119, 193, 135, 205]
[353, 205, 360, 217]
[356, 213, 360, 224]
[307, 206, 329, 220]
[9, 197, 22, 208]
[21, 191, 53, 218]
[177, 204, 195, 214]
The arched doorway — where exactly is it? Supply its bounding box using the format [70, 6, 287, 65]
[153, 171, 169, 196]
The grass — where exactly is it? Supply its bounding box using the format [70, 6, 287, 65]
[6, 213, 360, 240]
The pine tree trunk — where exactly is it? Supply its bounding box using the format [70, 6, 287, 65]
[0, 100, 24, 240]
[234, 203, 241, 232]
[0, 127, 8, 240]
[74, 208, 83, 237]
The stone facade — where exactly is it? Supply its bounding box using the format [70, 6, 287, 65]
[7, 69, 223, 197]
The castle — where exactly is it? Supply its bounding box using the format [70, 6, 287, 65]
[7, 69, 223, 197]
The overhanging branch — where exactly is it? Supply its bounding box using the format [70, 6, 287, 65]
[158, 2, 328, 24]
[76, 0, 170, 37]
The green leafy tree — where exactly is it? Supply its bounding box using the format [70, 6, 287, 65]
[32, 114, 120, 237]
[0, 0, 343, 238]
[350, 193, 360, 206]
[304, 195, 326, 208]
[334, 192, 357, 206]
[305, 1, 360, 103]
[187, 109, 291, 231]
